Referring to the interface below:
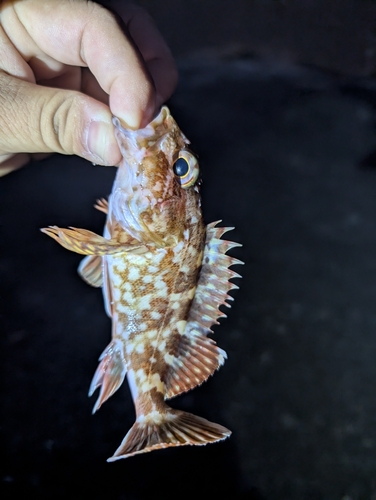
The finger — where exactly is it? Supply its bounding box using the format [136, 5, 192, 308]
[147, 58, 179, 109]
[115, 4, 178, 107]
[0, 24, 35, 82]
[6, 0, 157, 128]
[81, 68, 110, 106]
[0, 153, 53, 177]
[0, 153, 30, 177]
[0, 71, 121, 166]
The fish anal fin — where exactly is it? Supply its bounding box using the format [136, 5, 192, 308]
[107, 408, 230, 461]
[41, 226, 146, 256]
[89, 340, 126, 413]
[164, 331, 227, 399]
[78, 255, 103, 287]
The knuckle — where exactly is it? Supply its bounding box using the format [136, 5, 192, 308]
[40, 90, 84, 155]
[0, 73, 30, 153]
[0, 73, 85, 157]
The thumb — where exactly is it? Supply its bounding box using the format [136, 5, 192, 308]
[0, 72, 122, 166]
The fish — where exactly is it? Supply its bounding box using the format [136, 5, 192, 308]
[41, 106, 243, 461]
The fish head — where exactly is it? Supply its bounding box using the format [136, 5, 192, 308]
[111, 107, 203, 246]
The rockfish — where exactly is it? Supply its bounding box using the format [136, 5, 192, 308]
[42, 107, 243, 461]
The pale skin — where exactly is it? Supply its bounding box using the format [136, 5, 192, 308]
[0, 0, 178, 176]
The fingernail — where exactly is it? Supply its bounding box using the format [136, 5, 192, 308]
[86, 120, 117, 165]
[117, 97, 157, 130]
[118, 111, 143, 131]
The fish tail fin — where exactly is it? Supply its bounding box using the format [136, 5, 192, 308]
[107, 408, 231, 461]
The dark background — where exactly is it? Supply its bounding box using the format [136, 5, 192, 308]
[3, 1, 376, 499]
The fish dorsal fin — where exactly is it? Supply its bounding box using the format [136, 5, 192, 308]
[164, 221, 243, 399]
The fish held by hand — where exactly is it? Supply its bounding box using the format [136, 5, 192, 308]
[41, 106, 243, 460]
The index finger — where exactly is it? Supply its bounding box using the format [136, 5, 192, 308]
[5, 0, 164, 128]
[116, 4, 178, 108]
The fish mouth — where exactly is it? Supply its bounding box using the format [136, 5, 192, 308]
[112, 106, 189, 165]
[112, 106, 179, 150]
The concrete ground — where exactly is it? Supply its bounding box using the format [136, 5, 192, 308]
[3, 55, 376, 499]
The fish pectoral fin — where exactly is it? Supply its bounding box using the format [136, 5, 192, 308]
[88, 340, 127, 413]
[107, 407, 231, 461]
[78, 255, 103, 287]
[94, 197, 108, 214]
[41, 226, 146, 256]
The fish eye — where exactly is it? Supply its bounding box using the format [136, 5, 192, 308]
[173, 158, 189, 177]
[172, 150, 199, 189]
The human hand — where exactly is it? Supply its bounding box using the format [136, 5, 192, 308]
[0, 0, 178, 176]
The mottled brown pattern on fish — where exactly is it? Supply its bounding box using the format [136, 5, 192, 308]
[136, 387, 164, 413]
[41, 107, 242, 461]
[109, 219, 205, 401]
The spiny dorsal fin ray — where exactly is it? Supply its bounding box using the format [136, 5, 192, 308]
[107, 407, 230, 461]
[164, 221, 243, 399]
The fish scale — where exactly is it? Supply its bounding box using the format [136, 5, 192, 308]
[41, 106, 243, 461]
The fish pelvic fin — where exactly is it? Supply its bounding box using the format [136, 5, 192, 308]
[107, 407, 231, 461]
[78, 255, 103, 287]
[88, 340, 127, 413]
[40, 226, 146, 256]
